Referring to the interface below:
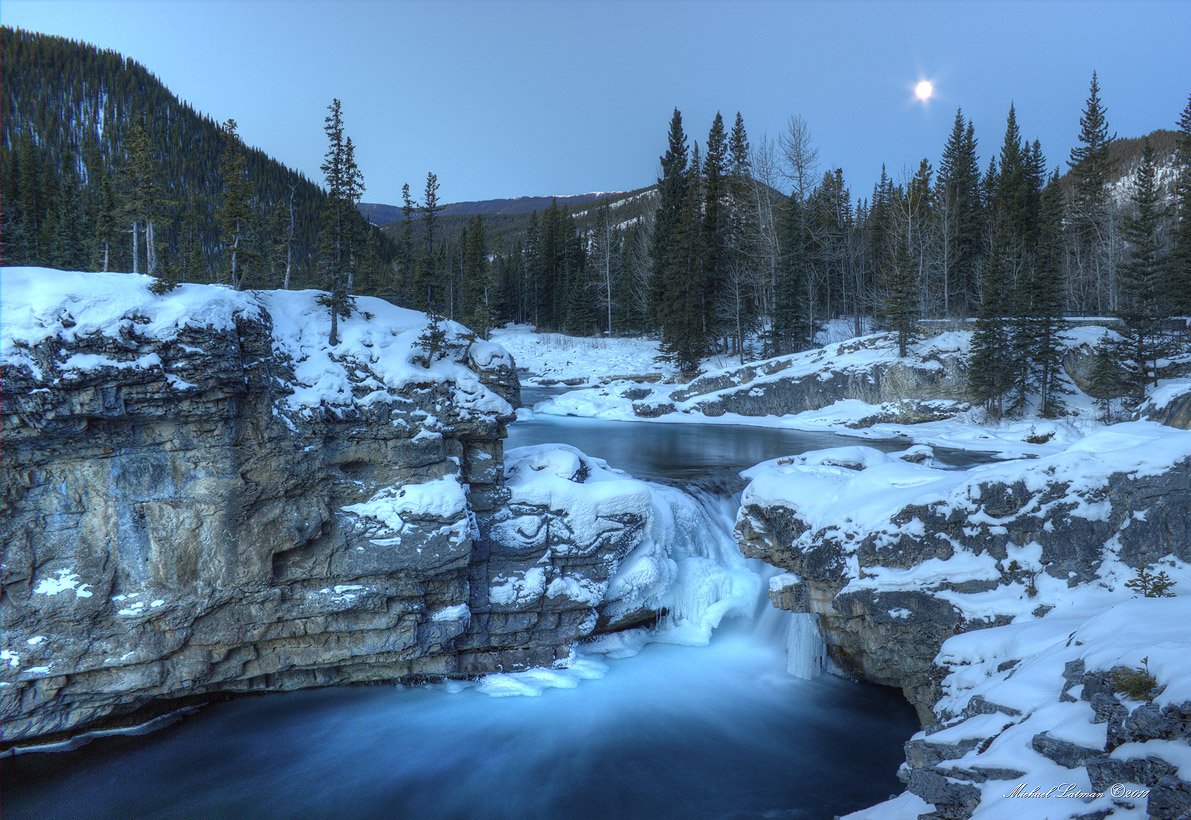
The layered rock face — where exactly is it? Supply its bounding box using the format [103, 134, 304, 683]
[0, 268, 640, 745]
[736, 425, 1191, 818]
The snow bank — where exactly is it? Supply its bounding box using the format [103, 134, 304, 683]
[490, 324, 673, 385]
[1, 267, 514, 421]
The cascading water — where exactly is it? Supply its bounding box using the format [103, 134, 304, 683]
[6, 416, 913, 820]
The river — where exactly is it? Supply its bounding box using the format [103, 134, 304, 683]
[6, 404, 935, 820]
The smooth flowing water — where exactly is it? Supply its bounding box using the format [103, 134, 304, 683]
[6, 406, 931, 820]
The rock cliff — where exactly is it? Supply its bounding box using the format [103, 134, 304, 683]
[736, 424, 1191, 818]
[0, 268, 647, 746]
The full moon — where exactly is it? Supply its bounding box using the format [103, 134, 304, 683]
[915, 80, 934, 101]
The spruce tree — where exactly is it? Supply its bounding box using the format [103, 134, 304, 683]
[1032, 171, 1070, 418]
[1067, 71, 1116, 313]
[341, 135, 366, 294]
[663, 140, 707, 374]
[399, 182, 417, 302]
[969, 239, 1013, 417]
[649, 109, 689, 332]
[880, 232, 919, 357]
[729, 112, 750, 178]
[218, 119, 253, 289]
[122, 121, 159, 274]
[461, 214, 493, 337]
[420, 171, 442, 310]
[702, 113, 729, 344]
[1171, 93, 1191, 316]
[936, 109, 983, 317]
[1117, 139, 1165, 403]
[319, 98, 350, 344]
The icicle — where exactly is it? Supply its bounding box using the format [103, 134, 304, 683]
[785, 613, 827, 680]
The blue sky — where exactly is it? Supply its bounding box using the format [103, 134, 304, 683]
[3, 1, 1189, 205]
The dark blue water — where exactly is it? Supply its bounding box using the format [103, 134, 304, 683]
[5, 412, 924, 820]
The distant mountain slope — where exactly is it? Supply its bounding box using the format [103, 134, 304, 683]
[376, 186, 659, 250]
[1058, 128, 1180, 205]
[1, 26, 392, 286]
[359, 191, 629, 227]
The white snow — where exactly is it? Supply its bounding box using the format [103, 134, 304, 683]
[490, 324, 674, 385]
[1, 267, 514, 424]
[32, 569, 93, 599]
[429, 604, 470, 622]
[340, 475, 470, 548]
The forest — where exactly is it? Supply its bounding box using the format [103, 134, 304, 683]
[3, 25, 1190, 419]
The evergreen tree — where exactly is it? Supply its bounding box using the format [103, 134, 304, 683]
[1032, 171, 1070, 418]
[880, 232, 919, 357]
[90, 160, 119, 272]
[649, 109, 689, 331]
[420, 171, 442, 310]
[1088, 333, 1122, 422]
[702, 113, 730, 343]
[1116, 139, 1165, 403]
[122, 121, 159, 274]
[1067, 71, 1117, 313]
[461, 214, 493, 337]
[399, 182, 417, 301]
[729, 111, 750, 178]
[662, 140, 707, 373]
[319, 98, 351, 344]
[1171, 93, 1191, 315]
[936, 109, 983, 317]
[218, 119, 252, 289]
[341, 135, 366, 294]
[969, 239, 1014, 416]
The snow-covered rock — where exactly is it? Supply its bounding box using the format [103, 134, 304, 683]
[0, 268, 536, 744]
[481, 444, 760, 650]
[737, 422, 1191, 818]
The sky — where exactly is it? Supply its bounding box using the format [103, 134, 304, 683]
[3, 0, 1190, 206]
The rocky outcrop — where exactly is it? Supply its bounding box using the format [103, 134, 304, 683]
[1139, 380, 1191, 431]
[735, 426, 1191, 818]
[0, 269, 632, 746]
[674, 333, 971, 418]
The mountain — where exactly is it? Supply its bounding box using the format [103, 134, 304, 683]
[376, 186, 659, 250]
[359, 191, 630, 227]
[0, 26, 392, 288]
[1057, 128, 1180, 205]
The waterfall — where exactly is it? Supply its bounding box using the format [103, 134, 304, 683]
[650, 484, 827, 680]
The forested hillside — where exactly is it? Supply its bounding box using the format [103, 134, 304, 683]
[3, 24, 1188, 424]
[0, 26, 393, 291]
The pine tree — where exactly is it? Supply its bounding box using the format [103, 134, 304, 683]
[1171, 93, 1191, 316]
[461, 214, 493, 337]
[663, 140, 708, 373]
[729, 112, 750, 178]
[1088, 332, 1122, 422]
[702, 113, 730, 345]
[1032, 171, 1070, 418]
[1117, 139, 1165, 403]
[319, 98, 353, 344]
[969, 240, 1013, 417]
[1067, 71, 1117, 313]
[122, 121, 159, 274]
[341, 135, 366, 294]
[649, 109, 689, 332]
[936, 109, 983, 317]
[880, 232, 919, 357]
[218, 119, 253, 289]
[399, 182, 417, 302]
[420, 171, 442, 310]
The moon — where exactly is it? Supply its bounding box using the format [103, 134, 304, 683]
[915, 80, 934, 101]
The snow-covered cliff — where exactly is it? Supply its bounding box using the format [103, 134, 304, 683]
[736, 423, 1191, 818]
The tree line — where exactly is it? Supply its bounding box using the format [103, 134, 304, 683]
[4, 25, 1189, 415]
